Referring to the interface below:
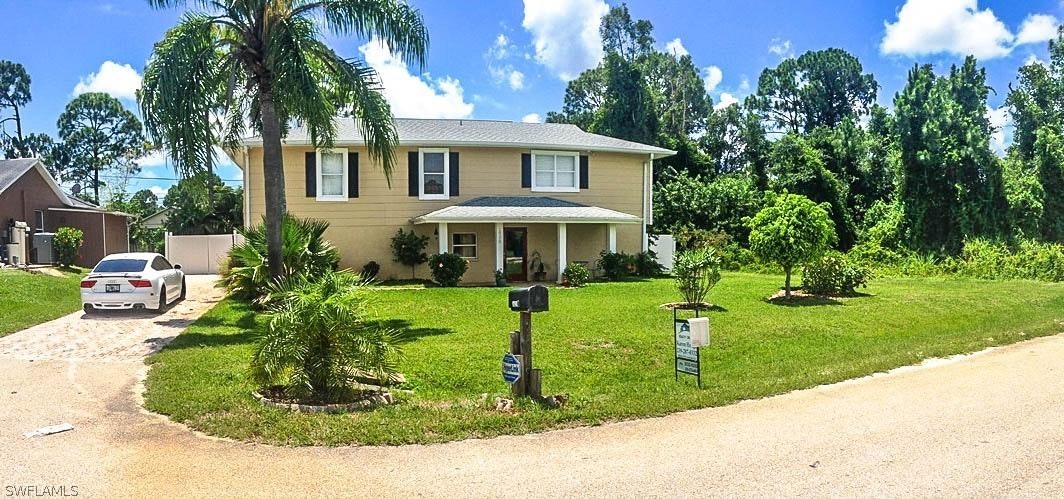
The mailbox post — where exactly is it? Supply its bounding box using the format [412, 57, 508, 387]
[506, 285, 548, 398]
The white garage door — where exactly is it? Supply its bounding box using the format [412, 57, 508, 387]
[164, 232, 244, 275]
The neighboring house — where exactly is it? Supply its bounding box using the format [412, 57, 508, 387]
[0, 158, 130, 267]
[227, 118, 674, 283]
[141, 208, 170, 229]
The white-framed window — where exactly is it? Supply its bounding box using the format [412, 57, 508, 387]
[451, 233, 477, 259]
[34, 210, 44, 231]
[317, 148, 348, 201]
[531, 150, 579, 192]
[419, 147, 449, 200]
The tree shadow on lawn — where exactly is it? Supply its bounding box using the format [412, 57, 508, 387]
[765, 290, 876, 307]
[366, 319, 457, 343]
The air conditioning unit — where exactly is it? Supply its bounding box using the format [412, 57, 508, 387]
[32, 232, 56, 264]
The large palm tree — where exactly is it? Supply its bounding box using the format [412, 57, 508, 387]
[140, 0, 428, 277]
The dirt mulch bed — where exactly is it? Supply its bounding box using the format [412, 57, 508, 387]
[254, 385, 395, 414]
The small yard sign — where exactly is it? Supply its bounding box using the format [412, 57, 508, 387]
[673, 314, 706, 387]
[502, 353, 521, 384]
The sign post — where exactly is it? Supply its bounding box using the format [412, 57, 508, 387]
[673, 308, 709, 387]
[505, 286, 548, 398]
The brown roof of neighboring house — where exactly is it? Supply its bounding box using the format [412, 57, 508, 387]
[0, 158, 130, 216]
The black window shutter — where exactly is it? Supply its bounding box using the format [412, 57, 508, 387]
[521, 153, 532, 188]
[579, 155, 590, 189]
[305, 151, 316, 197]
[449, 152, 460, 197]
[348, 152, 359, 198]
[407, 151, 419, 196]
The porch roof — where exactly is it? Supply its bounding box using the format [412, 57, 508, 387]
[411, 196, 642, 224]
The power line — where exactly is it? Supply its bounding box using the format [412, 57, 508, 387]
[98, 175, 243, 182]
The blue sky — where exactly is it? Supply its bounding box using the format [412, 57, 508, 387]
[1, 0, 1062, 200]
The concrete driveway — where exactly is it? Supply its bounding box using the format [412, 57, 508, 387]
[0, 276, 1062, 497]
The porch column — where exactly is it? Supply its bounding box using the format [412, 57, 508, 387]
[494, 223, 504, 272]
[557, 223, 567, 283]
[608, 224, 617, 253]
[437, 222, 448, 254]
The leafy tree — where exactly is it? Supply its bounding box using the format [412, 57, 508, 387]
[53, 227, 84, 268]
[0, 60, 31, 145]
[252, 270, 403, 399]
[1005, 25, 1063, 162]
[390, 228, 429, 279]
[595, 52, 658, 144]
[768, 133, 855, 249]
[142, 0, 429, 279]
[107, 189, 164, 252]
[1033, 125, 1064, 241]
[1001, 153, 1044, 239]
[653, 135, 712, 180]
[753, 48, 878, 133]
[163, 172, 243, 235]
[599, 3, 654, 62]
[641, 52, 712, 137]
[699, 104, 747, 177]
[57, 92, 146, 204]
[653, 171, 762, 244]
[747, 193, 836, 298]
[894, 58, 1008, 254]
[545, 67, 606, 130]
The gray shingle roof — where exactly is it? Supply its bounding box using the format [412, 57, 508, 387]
[412, 196, 641, 224]
[240, 118, 675, 156]
[0, 158, 39, 195]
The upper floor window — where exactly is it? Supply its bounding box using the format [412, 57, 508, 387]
[419, 148, 449, 200]
[317, 148, 347, 201]
[531, 150, 579, 192]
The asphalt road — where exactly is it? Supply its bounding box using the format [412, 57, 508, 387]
[0, 277, 1061, 497]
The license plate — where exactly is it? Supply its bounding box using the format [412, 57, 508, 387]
[105, 284, 121, 293]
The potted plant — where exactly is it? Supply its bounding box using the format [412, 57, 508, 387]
[530, 251, 547, 281]
[494, 269, 508, 287]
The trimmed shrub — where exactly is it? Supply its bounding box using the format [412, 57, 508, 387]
[801, 252, 871, 295]
[632, 250, 665, 277]
[596, 251, 632, 280]
[673, 247, 722, 307]
[252, 270, 403, 401]
[360, 261, 381, 281]
[747, 193, 836, 298]
[390, 229, 429, 279]
[428, 252, 468, 287]
[219, 215, 340, 304]
[53, 227, 84, 267]
[561, 262, 591, 287]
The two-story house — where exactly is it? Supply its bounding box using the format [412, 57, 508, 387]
[227, 118, 674, 283]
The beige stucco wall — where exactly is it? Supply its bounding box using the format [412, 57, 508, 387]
[242, 145, 647, 282]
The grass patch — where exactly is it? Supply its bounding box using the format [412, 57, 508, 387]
[144, 273, 1064, 446]
[0, 268, 85, 337]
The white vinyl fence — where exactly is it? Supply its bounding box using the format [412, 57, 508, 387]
[650, 234, 676, 271]
[164, 232, 243, 275]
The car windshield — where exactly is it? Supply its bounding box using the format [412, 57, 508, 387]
[93, 259, 148, 273]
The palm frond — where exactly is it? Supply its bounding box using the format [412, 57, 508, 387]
[296, 0, 429, 68]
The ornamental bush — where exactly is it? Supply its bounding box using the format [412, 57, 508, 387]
[673, 246, 722, 307]
[747, 193, 836, 298]
[53, 227, 84, 267]
[596, 251, 632, 280]
[561, 262, 591, 287]
[390, 229, 429, 279]
[801, 252, 871, 295]
[428, 252, 468, 287]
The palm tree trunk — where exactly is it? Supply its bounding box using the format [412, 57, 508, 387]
[258, 90, 287, 278]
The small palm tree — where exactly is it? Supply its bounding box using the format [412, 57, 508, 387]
[141, 0, 429, 278]
[252, 270, 403, 400]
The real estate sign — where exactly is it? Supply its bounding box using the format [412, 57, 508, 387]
[674, 321, 699, 376]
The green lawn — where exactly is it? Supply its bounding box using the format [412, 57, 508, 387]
[143, 273, 1064, 446]
[0, 269, 85, 337]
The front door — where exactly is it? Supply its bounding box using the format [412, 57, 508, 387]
[503, 227, 528, 282]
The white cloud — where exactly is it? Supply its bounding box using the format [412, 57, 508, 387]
[768, 38, 794, 58]
[714, 93, 739, 111]
[881, 0, 1059, 59]
[73, 61, 142, 100]
[702, 65, 723, 93]
[522, 0, 609, 81]
[1016, 14, 1060, 45]
[149, 186, 169, 198]
[1025, 53, 1048, 67]
[739, 77, 751, 93]
[359, 39, 473, 119]
[986, 105, 1011, 156]
[665, 38, 689, 57]
[508, 70, 526, 90]
[521, 113, 542, 123]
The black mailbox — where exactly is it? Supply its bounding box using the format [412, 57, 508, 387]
[508, 285, 549, 312]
